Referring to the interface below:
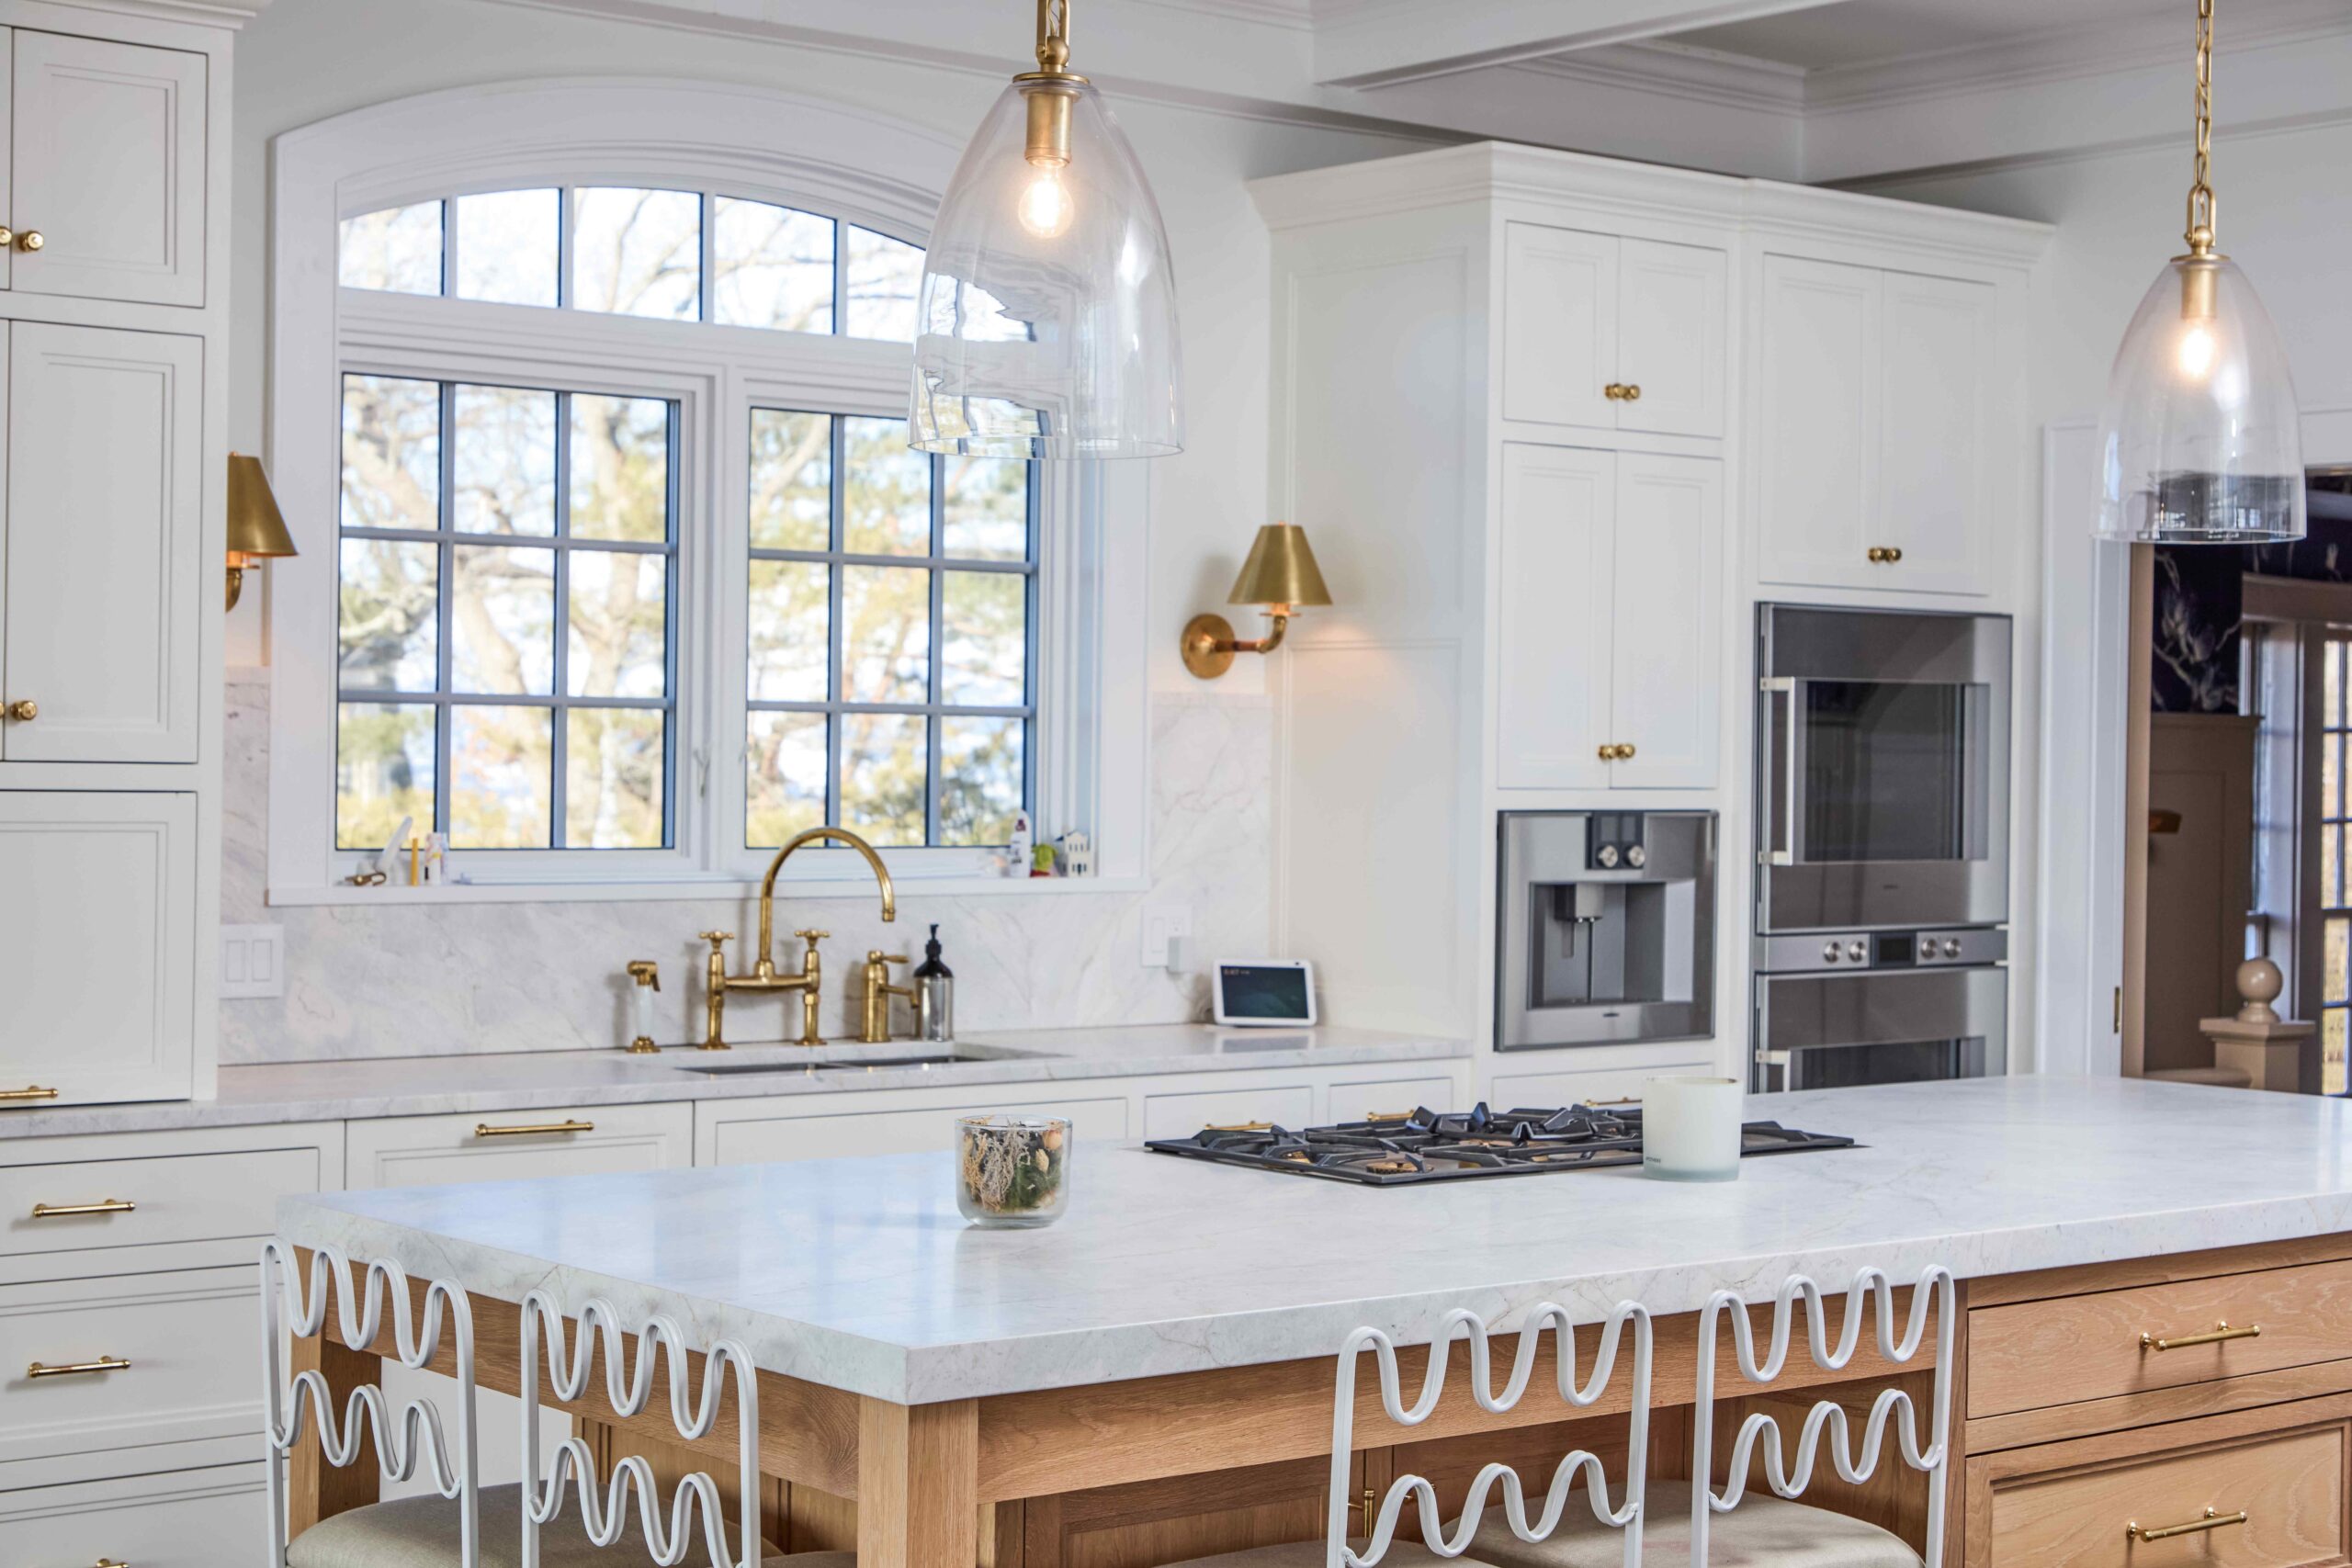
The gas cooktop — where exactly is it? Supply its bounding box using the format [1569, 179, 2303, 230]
[1143, 1103, 1854, 1186]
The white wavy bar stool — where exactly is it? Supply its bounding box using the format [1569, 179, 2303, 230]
[261, 1243, 802, 1568]
[259, 1238, 483, 1568]
[1165, 1299, 1654, 1568]
[1681, 1266, 1959, 1568]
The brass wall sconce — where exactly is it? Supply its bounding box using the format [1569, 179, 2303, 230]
[1181, 523, 1333, 680]
[225, 453, 298, 612]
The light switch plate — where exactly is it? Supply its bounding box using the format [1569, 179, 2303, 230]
[220, 923, 286, 999]
[1141, 904, 1193, 969]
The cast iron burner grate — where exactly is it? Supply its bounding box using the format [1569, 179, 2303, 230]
[1143, 1102, 1855, 1186]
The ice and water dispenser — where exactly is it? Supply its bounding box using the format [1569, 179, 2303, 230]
[1496, 811, 1717, 1050]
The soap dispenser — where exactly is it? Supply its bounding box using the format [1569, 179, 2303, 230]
[913, 925, 955, 1043]
[624, 961, 662, 1053]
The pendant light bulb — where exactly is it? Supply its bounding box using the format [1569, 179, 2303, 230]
[2095, 0, 2302, 544]
[1018, 165, 1076, 239]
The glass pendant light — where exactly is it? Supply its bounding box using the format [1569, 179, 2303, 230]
[2097, 0, 2302, 543]
[910, 0, 1183, 459]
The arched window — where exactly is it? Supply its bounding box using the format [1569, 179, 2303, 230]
[264, 83, 1146, 898]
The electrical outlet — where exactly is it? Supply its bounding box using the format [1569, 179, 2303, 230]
[220, 924, 286, 999]
[1141, 904, 1193, 969]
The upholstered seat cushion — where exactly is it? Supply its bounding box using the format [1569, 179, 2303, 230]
[1159, 1540, 1507, 1568]
[1467, 1481, 1920, 1568]
[286, 1482, 790, 1568]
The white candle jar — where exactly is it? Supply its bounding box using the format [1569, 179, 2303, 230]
[1641, 1076, 1745, 1182]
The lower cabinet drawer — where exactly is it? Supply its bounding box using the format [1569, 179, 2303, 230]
[1487, 1062, 1712, 1111]
[0, 1144, 324, 1260]
[1970, 1258, 2352, 1417]
[346, 1100, 693, 1188]
[1142, 1085, 1314, 1141]
[0, 1461, 269, 1568]
[1328, 1075, 1457, 1122]
[0, 1266, 257, 1482]
[708, 1095, 1128, 1165]
[1982, 1412, 2347, 1568]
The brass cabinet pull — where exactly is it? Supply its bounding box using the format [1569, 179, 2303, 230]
[1206, 1121, 1272, 1131]
[1598, 743, 1635, 761]
[1867, 546, 1906, 564]
[30, 1199, 135, 1219]
[2141, 1319, 2261, 1351]
[1589, 1096, 1642, 1106]
[28, 1356, 131, 1378]
[1362, 1111, 1411, 1122]
[96, 1559, 130, 1568]
[0, 1085, 60, 1103]
[1601, 382, 1645, 402]
[17, 229, 44, 252]
[2126, 1506, 2246, 1542]
[473, 1119, 594, 1138]
[5, 698, 35, 721]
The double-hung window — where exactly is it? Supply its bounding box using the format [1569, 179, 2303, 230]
[324, 182, 1042, 881]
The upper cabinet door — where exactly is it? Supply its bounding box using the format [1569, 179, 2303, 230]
[0, 792, 195, 1106]
[10, 31, 206, 307]
[1755, 254, 1881, 592]
[1502, 223, 1618, 431]
[3, 323, 202, 763]
[1497, 444, 1615, 790]
[1616, 238, 1727, 439]
[1879, 270, 1998, 596]
[1609, 453, 1723, 789]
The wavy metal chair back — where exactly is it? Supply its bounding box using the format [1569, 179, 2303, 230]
[1329, 1301, 1651, 1568]
[259, 1238, 481, 1567]
[519, 1290, 762, 1568]
[1690, 1266, 1957, 1568]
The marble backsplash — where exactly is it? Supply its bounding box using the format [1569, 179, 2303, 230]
[220, 682, 1272, 1063]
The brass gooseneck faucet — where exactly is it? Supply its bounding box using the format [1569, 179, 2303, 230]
[699, 827, 897, 1049]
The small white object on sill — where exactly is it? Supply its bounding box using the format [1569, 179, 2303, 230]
[1642, 1076, 1744, 1182]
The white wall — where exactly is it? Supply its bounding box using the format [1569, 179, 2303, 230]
[221, 0, 1441, 1058]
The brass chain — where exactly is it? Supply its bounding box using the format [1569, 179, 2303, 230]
[1037, 0, 1072, 73]
[2186, 0, 2217, 253]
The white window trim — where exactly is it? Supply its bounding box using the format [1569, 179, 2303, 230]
[266, 78, 1148, 904]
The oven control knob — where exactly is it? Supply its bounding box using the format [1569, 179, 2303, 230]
[1822, 942, 1841, 964]
[1942, 938, 1963, 959]
[1596, 844, 1620, 868]
[1846, 941, 1868, 963]
[1918, 938, 1937, 961]
[1624, 844, 1647, 869]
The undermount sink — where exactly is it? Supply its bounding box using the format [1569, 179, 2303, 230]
[675, 1050, 1023, 1076]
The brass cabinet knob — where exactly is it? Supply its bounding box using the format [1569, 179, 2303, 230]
[17, 230, 43, 252]
[0, 227, 15, 248]
[1598, 743, 1614, 761]
[1621, 383, 1641, 401]
[5, 699, 34, 721]
[1886, 546, 1903, 562]
[1618, 743, 1636, 760]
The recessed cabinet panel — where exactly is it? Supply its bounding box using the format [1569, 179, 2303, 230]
[1502, 223, 1617, 431]
[1610, 454, 1723, 788]
[0, 792, 195, 1106]
[1756, 254, 1880, 592]
[1616, 238, 1727, 438]
[3, 323, 202, 763]
[1497, 444, 1614, 790]
[1881, 270, 1997, 596]
[10, 31, 206, 307]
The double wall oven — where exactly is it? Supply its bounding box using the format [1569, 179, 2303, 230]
[1752, 605, 2011, 1093]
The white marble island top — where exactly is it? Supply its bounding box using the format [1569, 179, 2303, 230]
[277, 1076, 2352, 1404]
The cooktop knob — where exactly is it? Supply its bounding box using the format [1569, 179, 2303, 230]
[1822, 942, 1842, 963]
[1596, 843, 1620, 868]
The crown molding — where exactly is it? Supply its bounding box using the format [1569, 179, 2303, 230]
[38, 0, 272, 24]
[1510, 38, 1804, 115]
[1136, 0, 1313, 29]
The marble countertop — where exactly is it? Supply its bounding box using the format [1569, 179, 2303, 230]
[277, 1075, 2352, 1404]
[0, 1024, 1467, 1140]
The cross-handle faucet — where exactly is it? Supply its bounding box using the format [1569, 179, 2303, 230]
[861, 952, 911, 1043]
[700, 928, 832, 1048]
[697, 826, 897, 1050]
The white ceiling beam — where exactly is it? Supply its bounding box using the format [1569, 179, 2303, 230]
[1310, 0, 1844, 87]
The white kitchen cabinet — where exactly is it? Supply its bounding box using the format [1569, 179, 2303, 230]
[9, 30, 207, 308]
[3, 321, 204, 763]
[1326, 1075, 1456, 1122]
[1502, 221, 1726, 439]
[1497, 444, 1723, 791]
[1141, 1083, 1315, 1141]
[0, 792, 193, 1106]
[1755, 254, 1998, 597]
[699, 1089, 1129, 1166]
[0, 1462, 266, 1568]
[345, 1101, 693, 1189]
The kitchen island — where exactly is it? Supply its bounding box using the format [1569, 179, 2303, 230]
[276, 1077, 2352, 1568]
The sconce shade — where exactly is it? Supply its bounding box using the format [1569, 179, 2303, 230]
[226, 455, 297, 563]
[1227, 524, 1331, 609]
